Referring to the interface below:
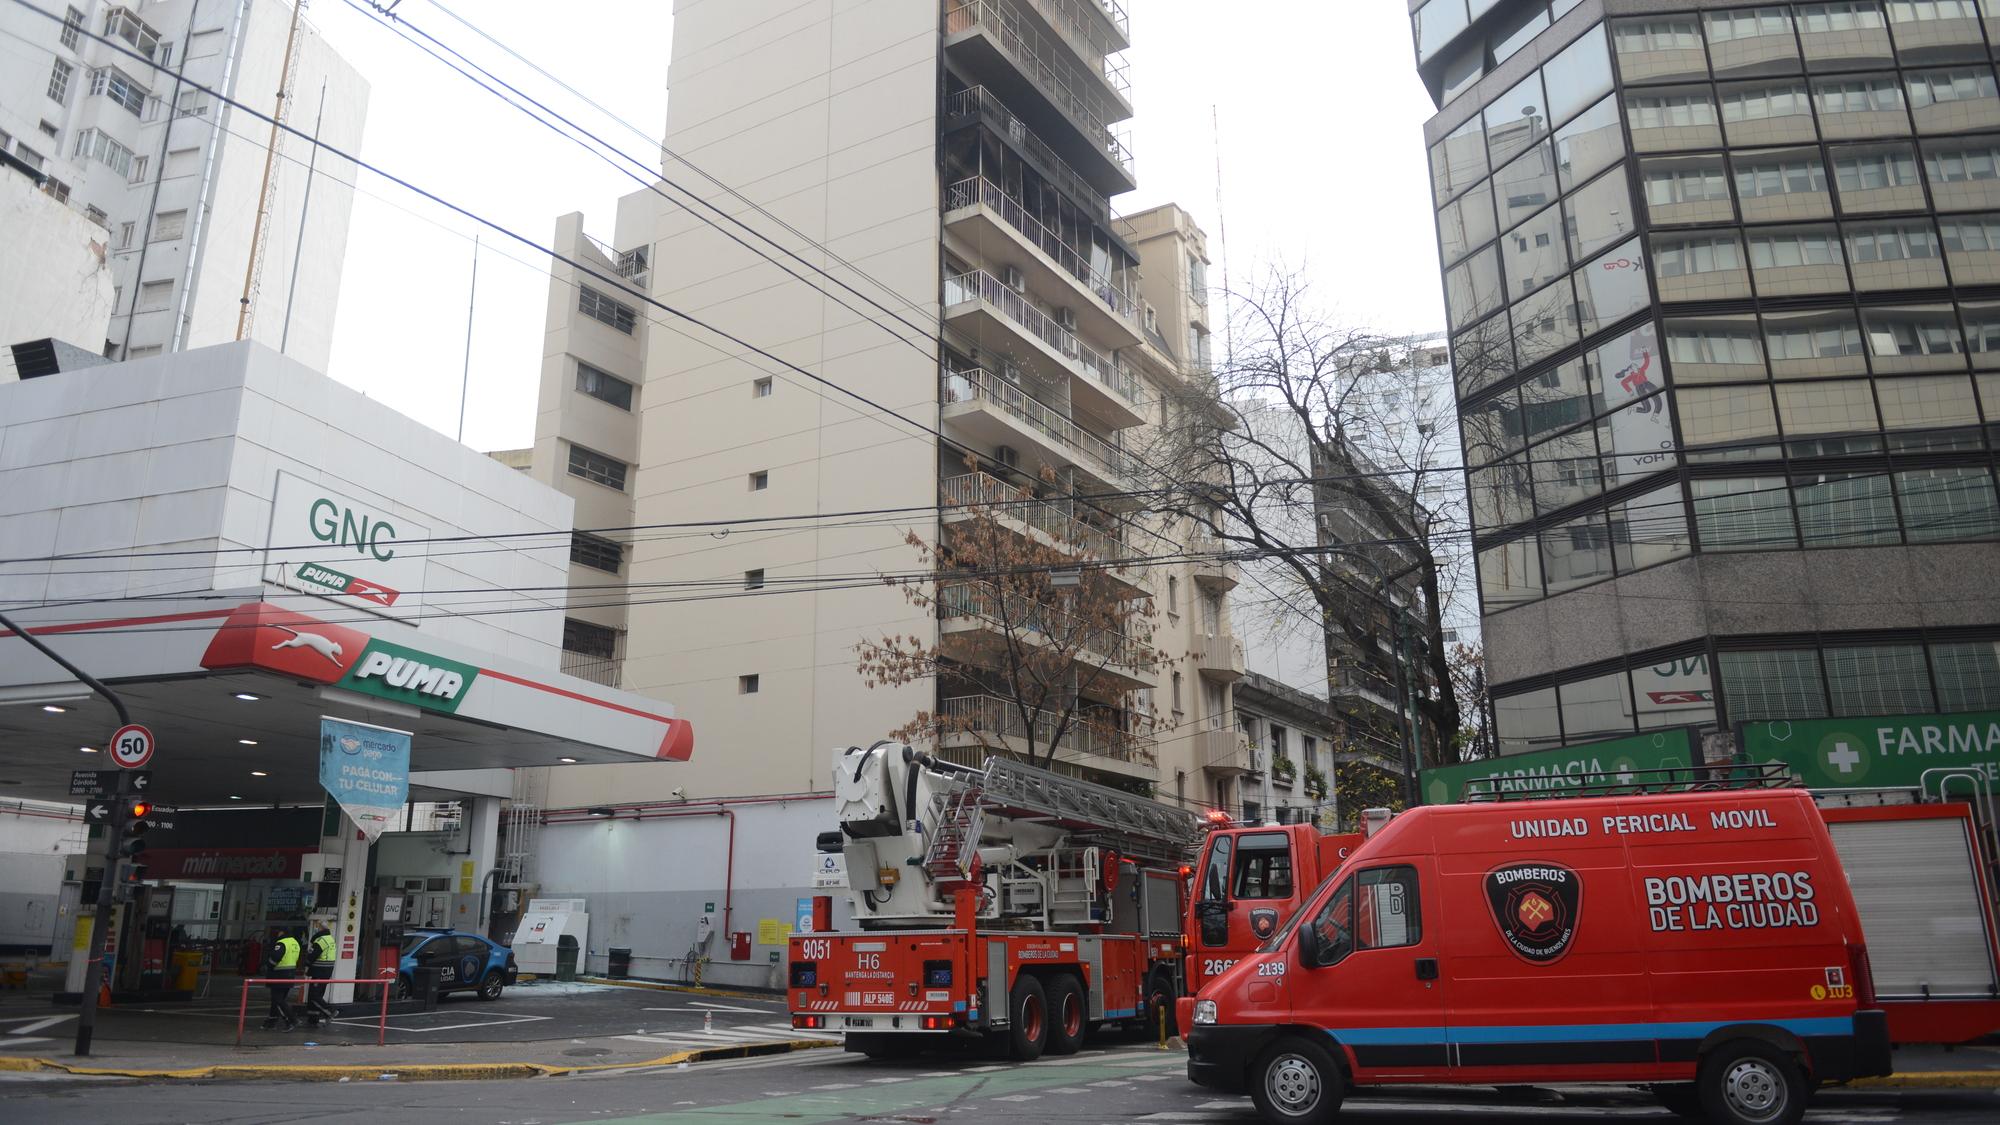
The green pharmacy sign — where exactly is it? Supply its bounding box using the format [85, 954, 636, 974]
[1420, 728, 1700, 805]
[1739, 712, 2000, 792]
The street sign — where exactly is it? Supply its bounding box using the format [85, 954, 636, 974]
[108, 723, 155, 769]
[69, 769, 119, 797]
[130, 771, 152, 792]
[85, 801, 113, 823]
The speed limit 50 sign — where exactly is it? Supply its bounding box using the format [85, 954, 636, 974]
[109, 723, 155, 769]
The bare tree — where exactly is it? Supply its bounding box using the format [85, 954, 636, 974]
[1145, 266, 1476, 772]
[857, 464, 1162, 777]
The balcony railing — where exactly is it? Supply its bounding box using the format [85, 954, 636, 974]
[1013, 0, 1131, 100]
[944, 177, 1135, 319]
[942, 271, 1140, 403]
[939, 580, 1145, 667]
[560, 650, 622, 688]
[942, 366, 1132, 480]
[942, 694, 1156, 766]
[941, 470, 1129, 561]
[943, 0, 1134, 154]
[944, 86, 1121, 212]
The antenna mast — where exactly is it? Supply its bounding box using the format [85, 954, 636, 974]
[236, 0, 308, 341]
[1211, 104, 1233, 369]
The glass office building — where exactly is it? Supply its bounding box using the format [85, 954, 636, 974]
[1412, 0, 2000, 753]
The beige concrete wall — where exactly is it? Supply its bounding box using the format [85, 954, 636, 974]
[544, 0, 944, 806]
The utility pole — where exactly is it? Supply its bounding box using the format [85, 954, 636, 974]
[0, 610, 135, 1057]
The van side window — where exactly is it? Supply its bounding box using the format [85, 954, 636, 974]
[1308, 866, 1421, 966]
[1356, 866, 1421, 950]
[1231, 832, 1294, 899]
[1200, 833, 1232, 903]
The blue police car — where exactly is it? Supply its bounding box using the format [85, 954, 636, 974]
[398, 929, 518, 1000]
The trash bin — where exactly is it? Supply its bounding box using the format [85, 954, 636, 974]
[412, 966, 443, 1010]
[172, 951, 202, 993]
[555, 936, 579, 982]
[607, 947, 632, 980]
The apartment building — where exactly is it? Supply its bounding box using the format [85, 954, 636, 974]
[0, 0, 367, 372]
[1412, 0, 2000, 755]
[515, 1, 1288, 811]
[1231, 670, 1410, 828]
[1, 152, 115, 367]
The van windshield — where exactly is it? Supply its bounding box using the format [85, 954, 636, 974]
[1257, 868, 1341, 953]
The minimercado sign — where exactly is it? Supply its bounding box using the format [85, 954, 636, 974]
[1740, 711, 2000, 792]
[265, 471, 430, 620]
[1420, 729, 1699, 804]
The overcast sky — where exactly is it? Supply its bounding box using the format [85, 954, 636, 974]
[309, 0, 1445, 453]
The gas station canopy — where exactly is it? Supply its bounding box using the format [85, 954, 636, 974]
[0, 595, 694, 811]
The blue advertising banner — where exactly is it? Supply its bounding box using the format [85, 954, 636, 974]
[319, 716, 411, 842]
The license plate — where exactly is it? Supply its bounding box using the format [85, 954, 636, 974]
[848, 1017, 873, 1028]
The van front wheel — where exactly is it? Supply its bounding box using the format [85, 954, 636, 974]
[1699, 1040, 1807, 1125]
[1250, 1035, 1343, 1124]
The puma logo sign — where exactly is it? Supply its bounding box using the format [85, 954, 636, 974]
[269, 625, 344, 666]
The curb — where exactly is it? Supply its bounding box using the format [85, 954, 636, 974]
[1850, 1071, 2000, 1089]
[574, 976, 778, 1002]
[0, 1038, 836, 1083]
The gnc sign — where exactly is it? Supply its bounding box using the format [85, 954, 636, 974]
[264, 471, 431, 620]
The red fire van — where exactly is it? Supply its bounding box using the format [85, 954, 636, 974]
[1186, 787, 1891, 1125]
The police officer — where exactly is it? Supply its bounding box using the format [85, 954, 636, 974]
[263, 927, 302, 1031]
[304, 922, 338, 1025]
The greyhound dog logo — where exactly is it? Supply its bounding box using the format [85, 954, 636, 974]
[269, 625, 344, 667]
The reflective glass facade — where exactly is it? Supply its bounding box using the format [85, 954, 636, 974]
[1416, 0, 2000, 748]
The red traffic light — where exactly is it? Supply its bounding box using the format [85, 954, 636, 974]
[127, 801, 151, 820]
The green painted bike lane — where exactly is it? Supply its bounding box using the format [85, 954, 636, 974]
[575, 1051, 1190, 1124]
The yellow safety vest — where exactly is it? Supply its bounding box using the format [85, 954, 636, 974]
[312, 934, 336, 964]
[273, 936, 301, 969]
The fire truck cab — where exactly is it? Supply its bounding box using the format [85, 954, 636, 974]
[1187, 783, 1891, 1125]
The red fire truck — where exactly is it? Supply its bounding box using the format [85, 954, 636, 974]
[788, 743, 1204, 1060]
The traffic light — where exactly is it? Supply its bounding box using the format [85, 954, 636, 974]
[116, 802, 152, 893]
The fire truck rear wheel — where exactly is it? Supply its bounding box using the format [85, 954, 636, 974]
[1698, 1039, 1808, 1125]
[1007, 975, 1049, 1061]
[1250, 1034, 1343, 1124]
[1046, 974, 1086, 1055]
[1143, 971, 1177, 1039]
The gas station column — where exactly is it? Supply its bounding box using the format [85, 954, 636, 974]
[326, 812, 373, 1005]
[467, 796, 501, 933]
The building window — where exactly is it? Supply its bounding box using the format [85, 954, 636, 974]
[89, 67, 149, 117]
[175, 90, 209, 118]
[744, 568, 765, 590]
[566, 444, 627, 490]
[562, 617, 617, 659]
[102, 7, 163, 59]
[152, 209, 186, 241]
[578, 285, 637, 334]
[60, 6, 83, 50]
[753, 377, 773, 397]
[47, 59, 72, 103]
[1167, 574, 1179, 613]
[1719, 649, 1828, 722]
[117, 221, 133, 249]
[1171, 671, 1184, 714]
[130, 154, 147, 182]
[1931, 641, 2000, 710]
[749, 470, 768, 491]
[1825, 644, 1935, 716]
[574, 361, 634, 410]
[71, 129, 134, 177]
[137, 279, 172, 310]
[739, 674, 760, 694]
[569, 531, 623, 574]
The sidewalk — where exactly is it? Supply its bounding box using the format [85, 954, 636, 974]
[1853, 1041, 2000, 1088]
[0, 1032, 836, 1082]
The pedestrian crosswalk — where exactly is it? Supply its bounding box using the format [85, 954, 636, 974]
[616, 1022, 842, 1050]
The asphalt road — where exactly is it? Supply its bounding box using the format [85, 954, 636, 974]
[5, 1040, 1997, 1123]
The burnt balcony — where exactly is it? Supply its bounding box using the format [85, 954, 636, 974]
[939, 693, 1157, 780]
[943, 0, 1135, 195]
[937, 580, 1151, 691]
[943, 177, 1139, 344]
[941, 365, 1132, 488]
[940, 470, 1149, 595]
[942, 270, 1143, 427]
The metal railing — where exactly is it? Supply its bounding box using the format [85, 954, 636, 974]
[941, 366, 1132, 479]
[941, 271, 1140, 403]
[560, 651, 622, 688]
[943, 0, 1133, 155]
[943, 176, 1135, 318]
[942, 694, 1157, 766]
[944, 87, 1119, 209]
[940, 470, 1130, 561]
[1013, 0, 1132, 100]
[1090, 0, 1128, 40]
[938, 579, 1144, 666]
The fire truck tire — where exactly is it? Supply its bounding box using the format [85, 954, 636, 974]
[1143, 971, 1177, 1039]
[1007, 975, 1050, 1061]
[1046, 974, 1086, 1055]
[1697, 1040, 1808, 1125]
[1249, 1034, 1343, 1124]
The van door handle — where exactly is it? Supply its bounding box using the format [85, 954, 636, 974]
[1414, 957, 1439, 981]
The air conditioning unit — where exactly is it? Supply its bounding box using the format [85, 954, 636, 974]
[1055, 307, 1077, 332]
[1003, 266, 1025, 291]
[996, 445, 1020, 469]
